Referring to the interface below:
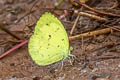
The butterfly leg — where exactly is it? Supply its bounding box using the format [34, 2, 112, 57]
[68, 53, 76, 65]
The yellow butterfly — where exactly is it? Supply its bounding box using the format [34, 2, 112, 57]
[28, 12, 71, 66]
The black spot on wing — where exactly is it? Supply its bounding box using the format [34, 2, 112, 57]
[61, 39, 64, 41]
[47, 44, 50, 49]
[57, 45, 60, 47]
[46, 23, 49, 25]
[57, 28, 59, 30]
[55, 28, 60, 32]
[48, 43, 50, 46]
[49, 35, 51, 38]
[48, 35, 51, 40]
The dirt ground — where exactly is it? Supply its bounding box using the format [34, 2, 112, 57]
[0, 0, 120, 80]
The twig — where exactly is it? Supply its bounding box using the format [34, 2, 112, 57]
[69, 27, 112, 41]
[95, 0, 118, 10]
[70, 6, 84, 36]
[74, 10, 107, 22]
[81, 36, 85, 55]
[0, 40, 28, 59]
[91, 55, 120, 62]
[110, 26, 120, 32]
[86, 42, 115, 53]
[30, 0, 39, 12]
[0, 23, 21, 40]
[70, 15, 80, 35]
[74, 1, 120, 17]
[108, 0, 118, 9]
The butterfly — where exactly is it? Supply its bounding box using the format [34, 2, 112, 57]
[28, 12, 72, 66]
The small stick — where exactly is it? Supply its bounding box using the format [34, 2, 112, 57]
[69, 27, 112, 41]
[95, 0, 118, 10]
[74, 10, 107, 22]
[0, 40, 28, 59]
[74, 1, 120, 17]
[81, 36, 85, 55]
[86, 42, 115, 53]
[70, 6, 83, 35]
[108, 0, 118, 9]
[70, 15, 80, 35]
[0, 23, 21, 40]
[91, 55, 120, 61]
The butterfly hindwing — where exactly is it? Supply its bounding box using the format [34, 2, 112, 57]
[28, 12, 70, 66]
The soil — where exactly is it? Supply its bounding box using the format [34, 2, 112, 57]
[0, 0, 120, 80]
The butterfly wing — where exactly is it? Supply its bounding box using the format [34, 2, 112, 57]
[28, 12, 70, 66]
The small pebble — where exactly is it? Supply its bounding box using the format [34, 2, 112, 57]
[49, 68, 57, 74]
[100, 73, 109, 78]
[118, 64, 120, 67]
[80, 69, 87, 73]
[92, 68, 98, 72]
[92, 73, 110, 80]
[10, 63, 15, 66]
